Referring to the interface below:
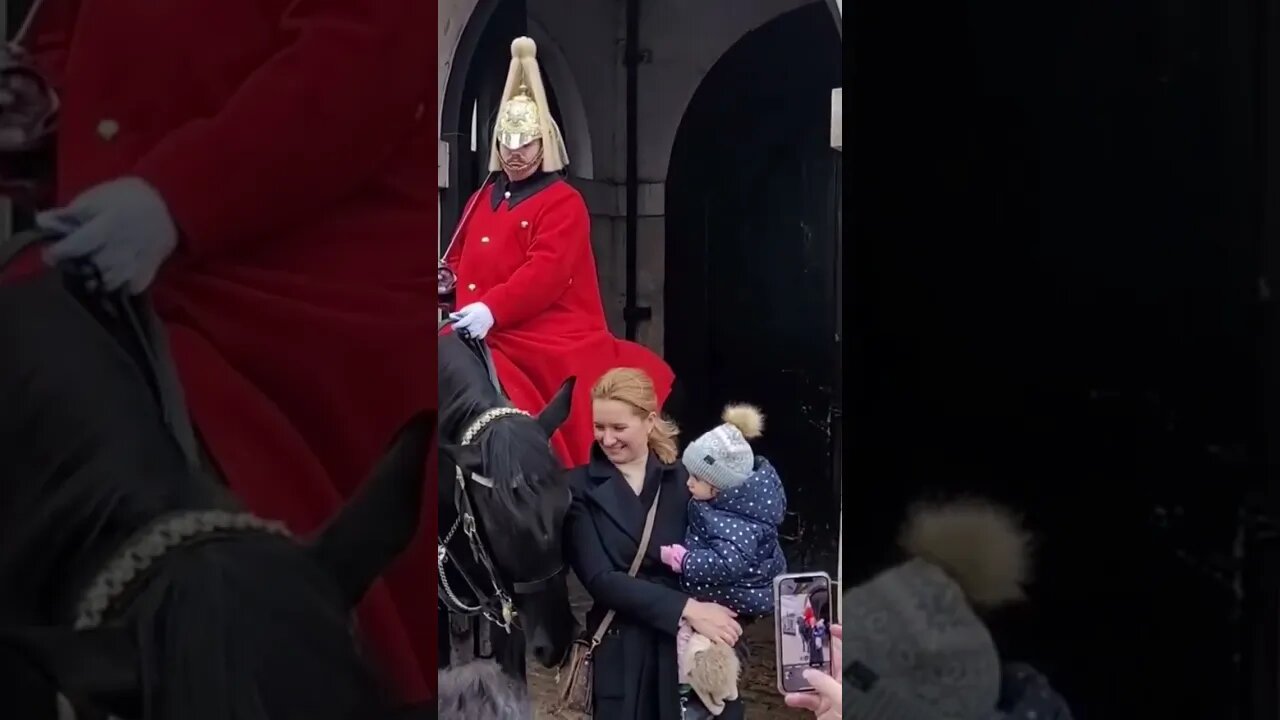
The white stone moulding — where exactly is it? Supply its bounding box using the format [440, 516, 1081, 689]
[831, 88, 842, 152]
[438, 140, 450, 190]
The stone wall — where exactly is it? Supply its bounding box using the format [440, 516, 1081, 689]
[439, 0, 825, 352]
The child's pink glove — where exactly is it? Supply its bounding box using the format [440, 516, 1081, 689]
[661, 544, 688, 573]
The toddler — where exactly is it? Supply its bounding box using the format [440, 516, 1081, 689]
[660, 404, 787, 715]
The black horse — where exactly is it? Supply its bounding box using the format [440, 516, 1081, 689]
[0, 256, 434, 719]
[437, 329, 577, 679]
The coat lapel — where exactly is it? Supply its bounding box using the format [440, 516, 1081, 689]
[585, 448, 677, 545]
[586, 450, 639, 544]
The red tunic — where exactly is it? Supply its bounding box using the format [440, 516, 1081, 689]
[443, 175, 674, 466]
[21, 0, 438, 699]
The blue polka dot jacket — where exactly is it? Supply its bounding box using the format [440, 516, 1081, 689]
[998, 663, 1074, 719]
[681, 457, 787, 616]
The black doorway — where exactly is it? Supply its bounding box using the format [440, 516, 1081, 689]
[849, 0, 1273, 717]
[665, 3, 843, 574]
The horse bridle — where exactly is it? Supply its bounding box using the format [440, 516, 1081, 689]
[0, 230, 290, 615]
[436, 321, 568, 632]
[1, 228, 293, 720]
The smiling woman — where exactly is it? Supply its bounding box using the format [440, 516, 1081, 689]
[591, 368, 680, 471]
[557, 367, 745, 720]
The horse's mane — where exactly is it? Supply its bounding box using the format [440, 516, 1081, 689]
[438, 332, 562, 516]
[130, 538, 386, 720]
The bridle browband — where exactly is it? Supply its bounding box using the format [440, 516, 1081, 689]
[75, 510, 294, 630]
[436, 322, 568, 633]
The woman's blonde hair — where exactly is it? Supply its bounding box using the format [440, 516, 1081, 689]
[591, 368, 680, 463]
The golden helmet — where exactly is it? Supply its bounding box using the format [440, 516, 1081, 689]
[489, 37, 569, 173]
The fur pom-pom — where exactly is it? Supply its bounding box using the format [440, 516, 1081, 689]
[721, 404, 764, 439]
[511, 36, 538, 60]
[899, 498, 1031, 608]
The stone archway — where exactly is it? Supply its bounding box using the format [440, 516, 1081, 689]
[438, 0, 596, 244]
[664, 2, 843, 571]
[438, 0, 487, 134]
[527, 18, 594, 180]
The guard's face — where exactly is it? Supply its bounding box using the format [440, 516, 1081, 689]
[499, 139, 543, 181]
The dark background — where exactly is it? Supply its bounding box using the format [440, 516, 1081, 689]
[847, 1, 1279, 718]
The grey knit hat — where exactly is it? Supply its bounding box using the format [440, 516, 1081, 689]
[844, 500, 1032, 720]
[681, 404, 764, 491]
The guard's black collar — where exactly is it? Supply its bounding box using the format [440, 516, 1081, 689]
[491, 170, 562, 210]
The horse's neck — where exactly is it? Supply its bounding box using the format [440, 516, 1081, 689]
[0, 455, 226, 624]
[439, 365, 505, 444]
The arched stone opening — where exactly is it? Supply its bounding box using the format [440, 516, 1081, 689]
[439, 0, 594, 255]
[664, 2, 843, 570]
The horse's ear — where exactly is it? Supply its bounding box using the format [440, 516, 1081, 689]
[440, 442, 484, 474]
[310, 411, 436, 609]
[536, 376, 576, 437]
[0, 626, 140, 718]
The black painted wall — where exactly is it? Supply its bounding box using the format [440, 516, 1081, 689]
[849, 0, 1272, 717]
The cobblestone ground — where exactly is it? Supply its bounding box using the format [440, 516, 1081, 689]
[527, 574, 804, 719]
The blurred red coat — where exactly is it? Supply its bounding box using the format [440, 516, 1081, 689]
[443, 173, 674, 466]
[22, 0, 438, 700]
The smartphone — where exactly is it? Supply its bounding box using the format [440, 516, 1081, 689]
[773, 571, 834, 694]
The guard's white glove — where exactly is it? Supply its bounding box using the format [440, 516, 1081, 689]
[450, 302, 495, 340]
[37, 176, 178, 294]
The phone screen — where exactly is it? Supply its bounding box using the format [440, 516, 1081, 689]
[774, 572, 834, 693]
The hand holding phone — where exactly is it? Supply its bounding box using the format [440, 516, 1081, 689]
[773, 571, 835, 695]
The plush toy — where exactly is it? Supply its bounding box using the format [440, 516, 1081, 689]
[677, 624, 740, 716]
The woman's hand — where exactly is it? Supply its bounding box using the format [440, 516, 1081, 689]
[681, 599, 741, 646]
[784, 623, 841, 720]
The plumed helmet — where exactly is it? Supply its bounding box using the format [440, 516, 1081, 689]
[489, 37, 570, 174]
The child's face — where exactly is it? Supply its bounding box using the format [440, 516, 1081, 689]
[686, 474, 718, 500]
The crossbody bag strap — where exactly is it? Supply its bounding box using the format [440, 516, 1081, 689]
[589, 484, 663, 647]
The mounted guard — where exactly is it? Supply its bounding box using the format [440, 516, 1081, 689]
[440, 36, 675, 467]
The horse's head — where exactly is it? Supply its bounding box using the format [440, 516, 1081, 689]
[0, 412, 436, 720]
[440, 377, 577, 668]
